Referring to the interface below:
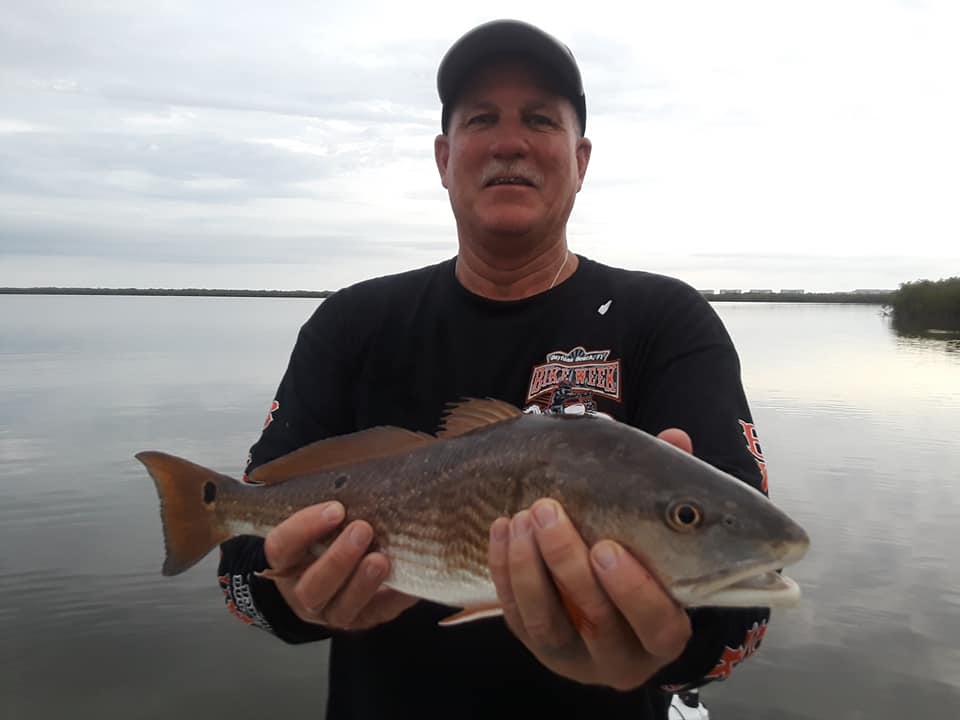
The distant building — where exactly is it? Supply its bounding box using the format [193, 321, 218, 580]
[748, 289, 773, 294]
[852, 289, 894, 294]
[719, 289, 741, 294]
[698, 289, 716, 295]
[779, 289, 805, 294]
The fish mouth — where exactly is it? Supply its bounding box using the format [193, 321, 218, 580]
[671, 545, 808, 608]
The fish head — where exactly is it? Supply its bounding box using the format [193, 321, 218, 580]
[565, 421, 810, 608]
[636, 477, 810, 609]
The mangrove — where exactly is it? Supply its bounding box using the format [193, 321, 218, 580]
[890, 277, 960, 332]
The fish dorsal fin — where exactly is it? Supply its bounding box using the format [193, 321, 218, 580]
[436, 397, 523, 439]
[249, 426, 435, 485]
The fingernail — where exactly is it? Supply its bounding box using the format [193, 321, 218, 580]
[490, 519, 509, 543]
[323, 502, 345, 522]
[593, 542, 620, 571]
[350, 523, 372, 548]
[532, 500, 559, 529]
[511, 511, 532, 538]
[365, 560, 384, 580]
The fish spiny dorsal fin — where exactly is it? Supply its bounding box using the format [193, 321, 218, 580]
[436, 397, 523, 439]
[249, 426, 435, 485]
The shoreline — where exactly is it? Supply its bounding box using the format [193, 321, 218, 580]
[0, 287, 892, 303]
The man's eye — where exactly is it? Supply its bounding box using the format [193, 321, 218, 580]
[529, 114, 557, 127]
[466, 114, 495, 126]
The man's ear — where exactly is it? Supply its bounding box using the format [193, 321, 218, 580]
[575, 136, 592, 192]
[434, 134, 450, 189]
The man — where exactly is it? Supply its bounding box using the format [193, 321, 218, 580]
[219, 19, 771, 719]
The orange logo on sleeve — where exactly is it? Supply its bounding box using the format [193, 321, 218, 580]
[738, 420, 768, 494]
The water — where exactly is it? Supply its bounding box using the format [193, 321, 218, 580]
[2, 296, 958, 719]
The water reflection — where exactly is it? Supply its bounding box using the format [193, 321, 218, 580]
[889, 317, 960, 360]
[2, 297, 959, 720]
[702, 302, 960, 720]
[891, 315, 960, 343]
[895, 333, 960, 357]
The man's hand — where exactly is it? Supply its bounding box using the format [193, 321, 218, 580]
[263, 503, 418, 631]
[487, 428, 695, 691]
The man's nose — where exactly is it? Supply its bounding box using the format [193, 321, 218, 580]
[489, 123, 529, 159]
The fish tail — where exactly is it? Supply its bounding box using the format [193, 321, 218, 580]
[135, 451, 233, 576]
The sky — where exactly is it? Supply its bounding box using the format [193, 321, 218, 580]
[1, 0, 957, 293]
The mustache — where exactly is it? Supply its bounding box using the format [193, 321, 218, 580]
[479, 162, 543, 187]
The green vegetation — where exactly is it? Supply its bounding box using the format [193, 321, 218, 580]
[890, 277, 960, 331]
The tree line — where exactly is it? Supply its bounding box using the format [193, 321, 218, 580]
[891, 277, 960, 331]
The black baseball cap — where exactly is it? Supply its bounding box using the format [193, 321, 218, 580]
[437, 19, 587, 136]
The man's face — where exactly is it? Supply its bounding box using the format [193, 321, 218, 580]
[434, 60, 591, 250]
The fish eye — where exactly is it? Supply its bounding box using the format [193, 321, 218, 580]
[666, 500, 703, 532]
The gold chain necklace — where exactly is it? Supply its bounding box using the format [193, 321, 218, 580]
[548, 251, 570, 290]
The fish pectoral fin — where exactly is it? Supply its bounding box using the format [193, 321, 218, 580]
[254, 568, 286, 581]
[254, 563, 309, 581]
[249, 427, 436, 485]
[437, 604, 504, 627]
[436, 398, 523, 438]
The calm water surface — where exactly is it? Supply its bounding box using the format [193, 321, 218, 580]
[2, 296, 958, 719]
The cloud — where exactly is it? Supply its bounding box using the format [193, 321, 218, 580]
[0, 207, 453, 265]
[1, 1, 958, 291]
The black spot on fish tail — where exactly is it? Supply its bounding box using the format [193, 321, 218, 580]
[334, 475, 348, 489]
[203, 481, 217, 505]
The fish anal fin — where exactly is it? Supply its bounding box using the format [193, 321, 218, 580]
[436, 398, 523, 439]
[437, 603, 504, 627]
[250, 427, 435, 485]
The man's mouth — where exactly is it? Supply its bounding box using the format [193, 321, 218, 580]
[485, 176, 536, 188]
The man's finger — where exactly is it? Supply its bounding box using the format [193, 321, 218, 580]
[293, 520, 375, 613]
[264, 501, 345, 572]
[321, 552, 391, 628]
[657, 428, 693, 455]
[353, 588, 419, 630]
[508, 509, 578, 653]
[530, 499, 637, 664]
[590, 540, 692, 661]
[488, 517, 527, 638]
[529, 500, 616, 634]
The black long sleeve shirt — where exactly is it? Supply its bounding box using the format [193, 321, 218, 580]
[218, 256, 773, 719]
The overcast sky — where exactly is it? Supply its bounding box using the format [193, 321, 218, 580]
[1, 0, 957, 292]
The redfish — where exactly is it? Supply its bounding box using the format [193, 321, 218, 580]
[136, 398, 809, 625]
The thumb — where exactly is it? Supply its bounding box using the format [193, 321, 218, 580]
[657, 428, 693, 455]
